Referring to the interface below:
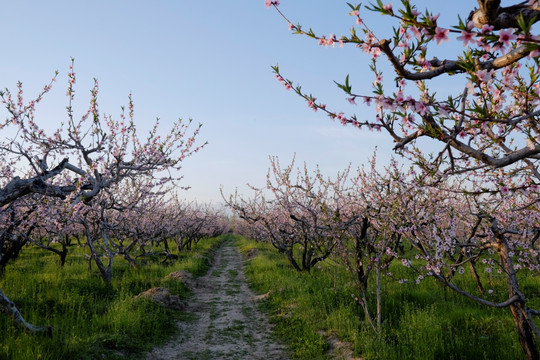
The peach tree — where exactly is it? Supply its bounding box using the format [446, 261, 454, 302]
[267, 1, 540, 358]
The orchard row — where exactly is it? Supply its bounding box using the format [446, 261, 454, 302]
[256, 1, 540, 358]
[0, 60, 227, 334]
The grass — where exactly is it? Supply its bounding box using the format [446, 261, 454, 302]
[235, 236, 529, 360]
[0, 235, 225, 360]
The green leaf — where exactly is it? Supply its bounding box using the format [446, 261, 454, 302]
[334, 74, 353, 94]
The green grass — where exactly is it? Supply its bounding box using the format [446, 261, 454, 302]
[236, 236, 529, 360]
[0, 235, 225, 360]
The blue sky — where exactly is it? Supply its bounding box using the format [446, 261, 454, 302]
[0, 1, 480, 203]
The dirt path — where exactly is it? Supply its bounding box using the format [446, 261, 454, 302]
[146, 239, 289, 360]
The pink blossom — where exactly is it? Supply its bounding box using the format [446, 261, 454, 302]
[401, 258, 411, 267]
[529, 48, 540, 58]
[318, 34, 337, 47]
[394, 91, 404, 104]
[416, 55, 429, 69]
[264, 0, 279, 8]
[457, 30, 476, 46]
[414, 101, 429, 116]
[434, 27, 449, 45]
[438, 105, 450, 117]
[498, 28, 517, 47]
[475, 69, 493, 82]
[403, 114, 415, 126]
[382, 3, 393, 13]
[410, 26, 422, 40]
[337, 112, 348, 125]
[429, 13, 440, 22]
[481, 24, 494, 34]
[349, 10, 362, 25]
[398, 40, 410, 49]
[347, 97, 357, 105]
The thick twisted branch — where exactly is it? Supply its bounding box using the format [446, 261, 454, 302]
[470, 0, 540, 29]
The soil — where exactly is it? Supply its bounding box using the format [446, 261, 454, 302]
[146, 240, 289, 360]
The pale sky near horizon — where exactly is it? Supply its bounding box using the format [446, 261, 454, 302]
[0, 1, 498, 204]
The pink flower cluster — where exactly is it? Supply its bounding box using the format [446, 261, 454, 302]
[275, 74, 291, 90]
[318, 34, 344, 48]
[265, 0, 279, 8]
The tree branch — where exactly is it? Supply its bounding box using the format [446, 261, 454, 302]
[379, 39, 532, 81]
[470, 1, 540, 30]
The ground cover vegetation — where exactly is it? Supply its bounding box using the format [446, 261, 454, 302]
[237, 235, 527, 360]
[226, 1, 540, 359]
[0, 236, 225, 360]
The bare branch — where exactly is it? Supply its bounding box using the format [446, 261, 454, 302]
[434, 273, 522, 308]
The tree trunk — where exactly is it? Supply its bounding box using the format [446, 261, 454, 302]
[83, 221, 113, 283]
[493, 224, 539, 360]
[285, 249, 301, 271]
[0, 288, 52, 336]
[59, 248, 68, 267]
[376, 260, 382, 330]
[510, 301, 540, 360]
[0, 236, 27, 271]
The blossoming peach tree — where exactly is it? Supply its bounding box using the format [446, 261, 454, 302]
[224, 156, 351, 272]
[0, 60, 205, 335]
[267, 1, 540, 358]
